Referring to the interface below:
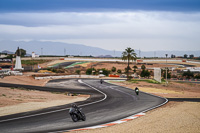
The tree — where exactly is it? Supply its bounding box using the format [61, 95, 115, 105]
[182, 70, 194, 79]
[189, 54, 194, 59]
[162, 68, 171, 79]
[100, 68, 111, 76]
[124, 66, 132, 74]
[140, 65, 150, 78]
[141, 65, 146, 70]
[183, 54, 188, 58]
[111, 66, 116, 72]
[195, 74, 200, 79]
[140, 70, 150, 78]
[75, 70, 81, 75]
[5, 54, 14, 59]
[171, 54, 176, 58]
[15, 48, 26, 57]
[86, 68, 96, 75]
[117, 69, 122, 74]
[122, 47, 137, 80]
[133, 65, 138, 73]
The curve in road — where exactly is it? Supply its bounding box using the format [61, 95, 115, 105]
[0, 79, 167, 133]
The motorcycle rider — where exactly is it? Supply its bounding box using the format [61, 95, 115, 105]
[100, 79, 103, 84]
[71, 103, 79, 110]
[135, 87, 139, 95]
[69, 103, 86, 122]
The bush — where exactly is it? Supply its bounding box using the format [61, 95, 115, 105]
[182, 70, 194, 79]
[195, 74, 200, 79]
[101, 68, 111, 76]
[86, 68, 96, 75]
[117, 69, 122, 74]
[140, 70, 150, 78]
[111, 67, 116, 72]
[124, 66, 132, 74]
[76, 70, 81, 75]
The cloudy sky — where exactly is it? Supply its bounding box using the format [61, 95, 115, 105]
[0, 0, 200, 51]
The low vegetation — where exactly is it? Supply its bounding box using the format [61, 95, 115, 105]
[129, 79, 163, 84]
[21, 60, 50, 65]
[10, 87, 30, 91]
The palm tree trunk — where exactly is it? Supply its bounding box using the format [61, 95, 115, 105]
[127, 57, 130, 80]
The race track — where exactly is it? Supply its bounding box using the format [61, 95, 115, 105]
[0, 79, 167, 133]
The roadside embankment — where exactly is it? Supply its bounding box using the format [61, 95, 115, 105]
[0, 75, 89, 116]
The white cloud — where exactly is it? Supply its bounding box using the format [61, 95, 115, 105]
[0, 11, 200, 51]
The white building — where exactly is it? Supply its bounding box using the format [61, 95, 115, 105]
[32, 52, 39, 58]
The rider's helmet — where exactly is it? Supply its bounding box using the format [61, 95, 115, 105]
[72, 104, 77, 108]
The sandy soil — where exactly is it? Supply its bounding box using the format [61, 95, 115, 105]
[110, 81, 200, 98]
[0, 74, 49, 86]
[73, 102, 200, 133]
[0, 74, 89, 116]
[87, 61, 200, 73]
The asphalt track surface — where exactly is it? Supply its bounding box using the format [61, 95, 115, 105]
[168, 98, 200, 102]
[0, 79, 167, 133]
[51, 62, 76, 69]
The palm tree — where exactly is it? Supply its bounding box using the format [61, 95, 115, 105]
[122, 47, 137, 80]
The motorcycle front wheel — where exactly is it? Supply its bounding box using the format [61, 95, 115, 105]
[81, 113, 86, 121]
[71, 114, 78, 122]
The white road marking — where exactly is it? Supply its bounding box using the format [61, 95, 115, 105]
[0, 79, 107, 123]
[52, 80, 168, 133]
[105, 80, 168, 113]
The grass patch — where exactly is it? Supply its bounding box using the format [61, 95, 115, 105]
[20, 60, 50, 65]
[72, 93, 78, 96]
[16, 99, 23, 101]
[51, 92, 63, 94]
[10, 87, 30, 91]
[129, 79, 162, 84]
[129, 80, 139, 84]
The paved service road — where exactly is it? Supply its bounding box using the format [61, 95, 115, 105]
[0, 79, 167, 133]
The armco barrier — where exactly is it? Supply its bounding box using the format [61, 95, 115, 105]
[35, 75, 99, 80]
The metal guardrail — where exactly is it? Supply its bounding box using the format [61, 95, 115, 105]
[35, 75, 100, 80]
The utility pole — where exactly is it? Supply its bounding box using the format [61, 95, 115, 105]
[139, 49, 141, 58]
[165, 54, 168, 86]
[41, 48, 43, 56]
[64, 48, 66, 56]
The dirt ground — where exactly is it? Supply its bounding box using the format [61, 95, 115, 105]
[90, 62, 175, 71]
[0, 74, 89, 116]
[110, 80, 200, 98]
[73, 102, 200, 133]
[0, 73, 49, 86]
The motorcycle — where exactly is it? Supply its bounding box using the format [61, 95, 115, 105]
[100, 79, 103, 84]
[69, 107, 86, 122]
[135, 87, 139, 95]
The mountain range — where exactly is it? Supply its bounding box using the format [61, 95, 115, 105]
[1, 40, 200, 57]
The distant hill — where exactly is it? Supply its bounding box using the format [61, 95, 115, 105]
[0, 40, 122, 57]
[1, 50, 14, 54]
[0, 40, 200, 57]
[96, 55, 113, 58]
